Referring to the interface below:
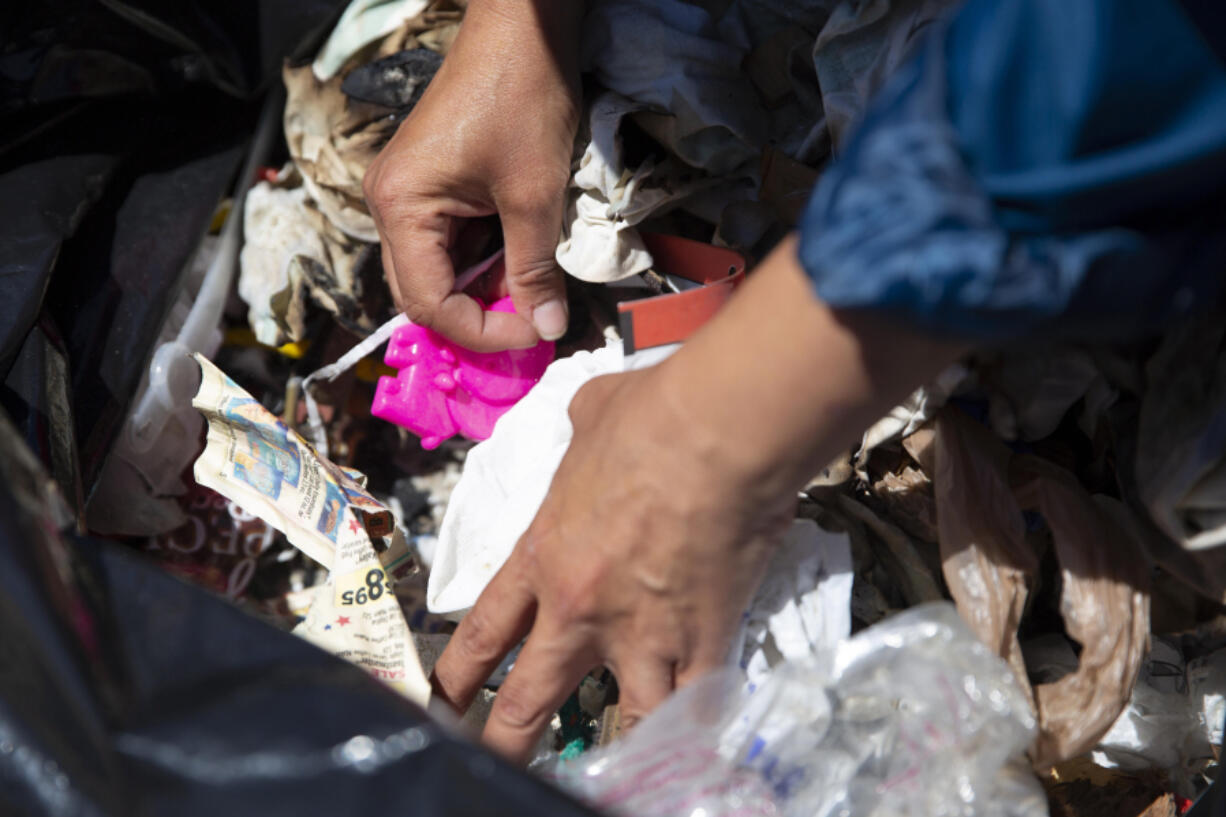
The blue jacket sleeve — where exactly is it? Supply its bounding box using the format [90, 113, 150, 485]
[797, 0, 1226, 341]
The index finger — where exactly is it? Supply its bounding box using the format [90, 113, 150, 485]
[431, 559, 536, 713]
[382, 205, 541, 352]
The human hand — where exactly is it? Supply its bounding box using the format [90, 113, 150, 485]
[430, 365, 795, 762]
[428, 236, 965, 763]
[363, 0, 582, 352]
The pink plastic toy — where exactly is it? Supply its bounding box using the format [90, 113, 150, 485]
[371, 297, 555, 449]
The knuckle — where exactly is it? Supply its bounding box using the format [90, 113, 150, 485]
[493, 681, 549, 731]
[550, 571, 602, 624]
[566, 377, 598, 418]
[454, 608, 507, 665]
[364, 166, 410, 214]
[567, 374, 616, 427]
[514, 520, 555, 569]
[361, 165, 379, 204]
[400, 298, 437, 330]
[508, 257, 559, 288]
[501, 178, 564, 219]
[362, 167, 388, 208]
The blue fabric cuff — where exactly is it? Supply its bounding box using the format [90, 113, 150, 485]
[797, 0, 1226, 342]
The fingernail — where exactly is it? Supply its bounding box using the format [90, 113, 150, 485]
[532, 299, 568, 341]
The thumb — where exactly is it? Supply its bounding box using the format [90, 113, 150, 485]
[501, 206, 569, 342]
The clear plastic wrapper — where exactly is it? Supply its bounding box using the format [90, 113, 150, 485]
[549, 603, 1047, 817]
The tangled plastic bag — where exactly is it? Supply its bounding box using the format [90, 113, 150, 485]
[548, 603, 1048, 817]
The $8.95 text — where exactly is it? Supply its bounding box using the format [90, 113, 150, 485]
[341, 569, 393, 606]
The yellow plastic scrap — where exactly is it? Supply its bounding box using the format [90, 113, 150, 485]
[222, 327, 310, 360]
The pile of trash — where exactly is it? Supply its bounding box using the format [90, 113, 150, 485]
[2, 0, 1223, 815]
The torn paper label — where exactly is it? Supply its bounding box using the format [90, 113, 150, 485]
[192, 354, 429, 704]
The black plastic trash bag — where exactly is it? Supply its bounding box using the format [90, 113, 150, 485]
[0, 4, 602, 814]
[0, 0, 346, 497]
[0, 407, 599, 817]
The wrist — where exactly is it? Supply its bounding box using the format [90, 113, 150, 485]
[464, 0, 584, 74]
[646, 235, 965, 507]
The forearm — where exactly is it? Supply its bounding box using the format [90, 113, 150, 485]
[651, 235, 966, 507]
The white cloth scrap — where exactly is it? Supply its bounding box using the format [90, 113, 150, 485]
[427, 341, 853, 688]
[556, 93, 719, 283]
[427, 342, 628, 614]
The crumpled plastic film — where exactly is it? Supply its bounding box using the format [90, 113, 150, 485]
[1090, 638, 1220, 796]
[855, 362, 966, 478]
[932, 408, 1152, 769]
[549, 603, 1045, 817]
[983, 348, 1106, 442]
[933, 409, 1038, 701]
[1013, 457, 1152, 768]
[1136, 316, 1226, 552]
